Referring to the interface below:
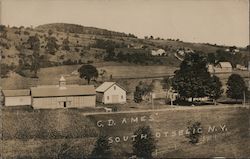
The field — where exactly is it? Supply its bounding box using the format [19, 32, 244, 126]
[1, 106, 249, 158]
[0, 63, 177, 90]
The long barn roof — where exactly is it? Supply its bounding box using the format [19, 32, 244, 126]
[31, 85, 96, 97]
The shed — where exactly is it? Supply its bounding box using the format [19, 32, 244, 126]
[2, 89, 31, 107]
[96, 82, 126, 104]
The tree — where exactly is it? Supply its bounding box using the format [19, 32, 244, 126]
[78, 65, 98, 84]
[134, 81, 153, 103]
[104, 44, 115, 61]
[27, 34, 40, 50]
[62, 37, 70, 51]
[246, 45, 250, 51]
[186, 121, 202, 144]
[208, 75, 223, 105]
[28, 34, 40, 77]
[46, 36, 59, 54]
[132, 126, 156, 159]
[172, 53, 211, 103]
[226, 74, 246, 101]
[90, 135, 112, 159]
[30, 53, 40, 78]
[207, 53, 216, 64]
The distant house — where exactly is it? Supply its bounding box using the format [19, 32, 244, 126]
[96, 82, 126, 104]
[2, 89, 31, 107]
[215, 62, 233, 73]
[30, 76, 96, 109]
[208, 62, 233, 74]
[236, 64, 247, 71]
[151, 49, 166, 56]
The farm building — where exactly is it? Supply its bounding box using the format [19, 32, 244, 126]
[208, 62, 233, 74]
[2, 89, 31, 107]
[215, 62, 233, 73]
[151, 49, 166, 56]
[30, 76, 96, 109]
[236, 64, 247, 71]
[96, 82, 126, 104]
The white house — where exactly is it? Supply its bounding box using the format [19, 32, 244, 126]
[151, 49, 166, 56]
[236, 64, 247, 71]
[215, 62, 233, 73]
[96, 82, 126, 104]
[2, 89, 31, 107]
[30, 76, 96, 109]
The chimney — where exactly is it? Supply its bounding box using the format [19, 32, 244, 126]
[59, 76, 66, 89]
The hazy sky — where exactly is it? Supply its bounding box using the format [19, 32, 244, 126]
[1, 0, 249, 47]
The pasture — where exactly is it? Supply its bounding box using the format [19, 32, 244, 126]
[0, 64, 177, 89]
[1, 106, 249, 158]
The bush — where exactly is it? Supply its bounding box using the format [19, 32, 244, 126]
[90, 135, 112, 159]
[186, 121, 202, 144]
[132, 126, 156, 159]
[23, 31, 30, 35]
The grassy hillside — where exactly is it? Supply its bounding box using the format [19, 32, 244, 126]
[1, 23, 249, 78]
[1, 106, 249, 158]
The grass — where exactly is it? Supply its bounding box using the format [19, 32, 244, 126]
[0, 63, 177, 89]
[1, 106, 249, 158]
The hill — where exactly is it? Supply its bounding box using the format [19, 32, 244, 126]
[0, 23, 249, 78]
[36, 23, 136, 38]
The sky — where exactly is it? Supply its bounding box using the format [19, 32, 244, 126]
[0, 0, 249, 47]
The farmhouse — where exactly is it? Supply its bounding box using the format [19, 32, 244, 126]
[30, 76, 96, 109]
[215, 62, 233, 73]
[96, 82, 126, 104]
[208, 62, 233, 74]
[2, 89, 31, 107]
[236, 64, 247, 71]
[151, 49, 166, 56]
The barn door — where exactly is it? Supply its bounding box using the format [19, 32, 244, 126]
[112, 95, 119, 103]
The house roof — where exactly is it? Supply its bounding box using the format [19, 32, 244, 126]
[218, 62, 232, 68]
[59, 76, 66, 82]
[31, 85, 96, 97]
[96, 82, 126, 92]
[2, 89, 31, 97]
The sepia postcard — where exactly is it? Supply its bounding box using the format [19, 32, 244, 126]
[0, 0, 249, 158]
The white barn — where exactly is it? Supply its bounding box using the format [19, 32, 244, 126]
[2, 89, 31, 107]
[30, 76, 96, 109]
[96, 82, 126, 104]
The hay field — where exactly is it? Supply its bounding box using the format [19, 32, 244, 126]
[1, 106, 249, 158]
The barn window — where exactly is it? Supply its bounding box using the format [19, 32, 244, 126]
[121, 95, 123, 99]
[107, 96, 109, 100]
[114, 86, 116, 90]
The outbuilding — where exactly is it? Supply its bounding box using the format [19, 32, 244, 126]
[2, 89, 31, 107]
[30, 76, 96, 109]
[96, 82, 126, 104]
